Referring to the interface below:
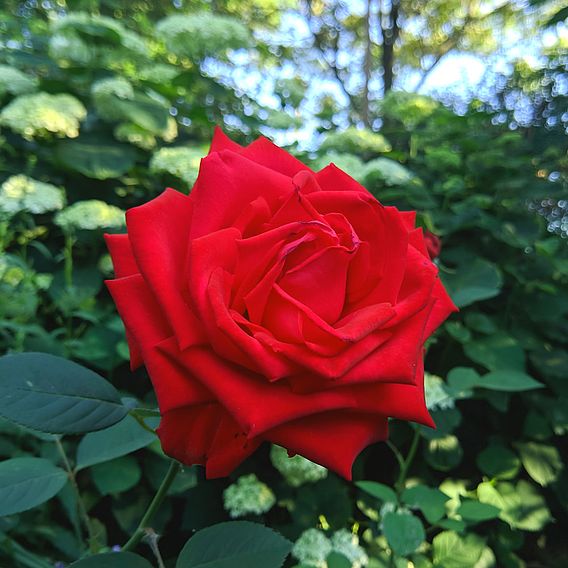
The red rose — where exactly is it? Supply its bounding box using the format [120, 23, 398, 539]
[424, 230, 442, 260]
[105, 128, 457, 479]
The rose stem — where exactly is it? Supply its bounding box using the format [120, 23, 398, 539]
[122, 460, 181, 552]
[394, 428, 421, 494]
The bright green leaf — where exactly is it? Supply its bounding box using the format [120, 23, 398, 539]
[516, 442, 563, 486]
[432, 531, 485, 568]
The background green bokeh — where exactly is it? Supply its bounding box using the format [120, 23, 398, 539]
[0, 1, 567, 567]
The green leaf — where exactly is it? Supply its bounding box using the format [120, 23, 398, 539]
[326, 552, 352, 568]
[432, 531, 485, 568]
[441, 258, 502, 308]
[516, 442, 563, 486]
[446, 367, 481, 399]
[0, 352, 127, 434]
[477, 481, 551, 531]
[457, 500, 500, 522]
[69, 552, 153, 567]
[0, 457, 67, 516]
[424, 435, 463, 471]
[56, 137, 137, 179]
[478, 370, 542, 392]
[356, 481, 398, 504]
[114, 94, 169, 134]
[401, 485, 449, 523]
[382, 511, 425, 557]
[464, 333, 525, 372]
[91, 455, 141, 495]
[436, 518, 466, 532]
[176, 521, 292, 568]
[476, 442, 520, 479]
[76, 415, 156, 470]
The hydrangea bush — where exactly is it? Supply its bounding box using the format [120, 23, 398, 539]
[0, 3, 566, 568]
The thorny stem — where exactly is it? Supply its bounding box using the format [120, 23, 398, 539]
[122, 460, 181, 552]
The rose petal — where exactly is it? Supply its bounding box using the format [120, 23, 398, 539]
[266, 411, 389, 479]
[278, 245, 352, 323]
[315, 163, 369, 195]
[126, 188, 206, 350]
[104, 234, 143, 368]
[190, 151, 293, 238]
[240, 136, 312, 177]
[106, 274, 172, 354]
[104, 234, 139, 277]
[209, 126, 243, 154]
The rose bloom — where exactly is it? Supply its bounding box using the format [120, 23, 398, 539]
[423, 230, 442, 260]
[106, 129, 457, 479]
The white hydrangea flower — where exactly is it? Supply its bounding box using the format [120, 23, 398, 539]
[54, 200, 125, 232]
[0, 175, 65, 216]
[0, 92, 86, 140]
[331, 530, 368, 568]
[424, 373, 455, 411]
[292, 528, 332, 568]
[270, 445, 328, 487]
[91, 77, 134, 121]
[222, 474, 275, 518]
[156, 13, 250, 60]
[362, 157, 414, 187]
[115, 123, 156, 150]
[92, 77, 134, 101]
[149, 147, 204, 186]
[138, 64, 180, 84]
[0, 66, 38, 98]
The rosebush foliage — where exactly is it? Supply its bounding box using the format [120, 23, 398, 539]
[0, 3, 567, 568]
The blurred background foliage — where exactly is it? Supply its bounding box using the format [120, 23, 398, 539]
[0, 0, 567, 567]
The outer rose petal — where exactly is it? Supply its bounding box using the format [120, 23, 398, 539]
[315, 163, 369, 195]
[209, 126, 243, 154]
[126, 188, 206, 350]
[241, 136, 312, 177]
[104, 234, 143, 368]
[158, 404, 260, 478]
[266, 411, 389, 479]
[190, 150, 293, 238]
[106, 274, 172, 355]
[104, 234, 139, 278]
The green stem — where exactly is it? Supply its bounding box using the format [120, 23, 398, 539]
[64, 233, 75, 289]
[55, 439, 98, 553]
[394, 429, 421, 494]
[122, 460, 181, 552]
